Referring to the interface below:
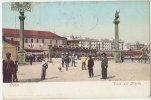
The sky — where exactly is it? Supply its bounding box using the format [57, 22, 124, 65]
[2, 1, 150, 43]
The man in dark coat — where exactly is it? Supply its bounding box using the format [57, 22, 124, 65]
[12, 61, 18, 82]
[3, 52, 14, 83]
[121, 55, 124, 63]
[88, 55, 94, 78]
[101, 53, 108, 79]
[64, 54, 70, 71]
[29, 54, 33, 65]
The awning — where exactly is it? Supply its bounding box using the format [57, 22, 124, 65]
[25, 49, 48, 52]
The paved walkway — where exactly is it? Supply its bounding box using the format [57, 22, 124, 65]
[17, 58, 150, 82]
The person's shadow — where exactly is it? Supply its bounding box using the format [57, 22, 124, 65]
[93, 75, 100, 77]
[45, 77, 58, 80]
[93, 75, 115, 79]
[19, 78, 41, 82]
[18, 77, 58, 82]
[107, 76, 115, 79]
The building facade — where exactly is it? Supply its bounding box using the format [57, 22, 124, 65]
[67, 36, 124, 51]
[3, 38, 19, 61]
[3, 28, 67, 51]
[98, 39, 124, 51]
[125, 43, 145, 50]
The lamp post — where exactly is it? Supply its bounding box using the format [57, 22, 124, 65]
[11, 2, 32, 64]
[113, 10, 122, 63]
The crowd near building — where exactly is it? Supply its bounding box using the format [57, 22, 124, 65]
[2, 28, 150, 61]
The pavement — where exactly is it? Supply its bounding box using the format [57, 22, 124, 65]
[17, 58, 150, 82]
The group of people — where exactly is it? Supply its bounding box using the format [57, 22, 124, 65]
[3, 52, 109, 83]
[3, 52, 49, 82]
[60, 53, 109, 79]
[26, 54, 48, 66]
[61, 53, 78, 71]
[3, 52, 18, 83]
[84, 53, 108, 79]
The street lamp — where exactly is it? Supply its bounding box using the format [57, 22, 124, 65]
[11, 2, 32, 64]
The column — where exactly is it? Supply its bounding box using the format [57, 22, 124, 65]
[114, 19, 122, 63]
[18, 12, 26, 64]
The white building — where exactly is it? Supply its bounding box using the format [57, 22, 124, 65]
[67, 35, 124, 51]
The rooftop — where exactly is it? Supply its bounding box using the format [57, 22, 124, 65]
[2, 28, 67, 39]
[3, 38, 19, 46]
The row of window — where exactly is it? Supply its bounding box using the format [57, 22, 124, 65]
[80, 44, 123, 47]
[24, 38, 59, 44]
[80, 42, 123, 44]
[80, 43, 123, 45]
[10, 37, 68, 45]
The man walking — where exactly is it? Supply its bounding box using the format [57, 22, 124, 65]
[3, 52, 14, 83]
[88, 55, 94, 78]
[81, 54, 87, 70]
[101, 53, 108, 79]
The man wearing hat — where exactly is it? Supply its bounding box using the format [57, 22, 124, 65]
[64, 53, 70, 71]
[101, 53, 108, 79]
[87, 55, 94, 78]
[12, 61, 18, 82]
[3, 52, 14, 83]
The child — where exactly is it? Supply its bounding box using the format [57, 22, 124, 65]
[41, 59, 48, 80]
